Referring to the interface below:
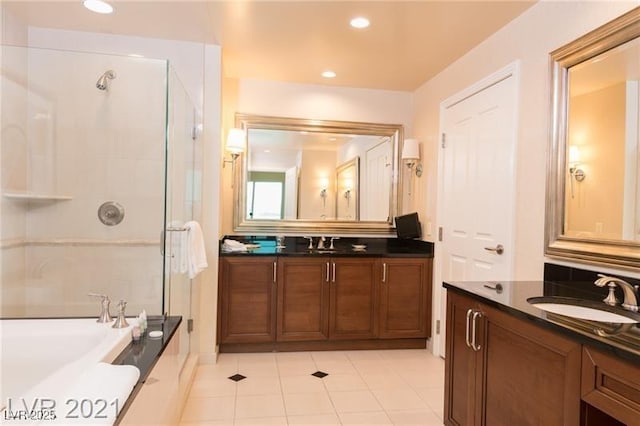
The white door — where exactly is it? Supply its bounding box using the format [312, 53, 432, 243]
[284, 166, 298, 219]
[363, 138, 392, 221]
[435, 65, 519, 357]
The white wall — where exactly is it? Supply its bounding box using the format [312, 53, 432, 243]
[237, 78, 413, 129]
[411, 1, 639, 281]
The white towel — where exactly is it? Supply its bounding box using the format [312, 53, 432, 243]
[60, 362, 140, 425]
[185, 221, 208, 279]
[222, 239, 248, 252]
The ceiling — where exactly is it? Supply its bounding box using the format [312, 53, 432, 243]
[3, 1, 535, 91]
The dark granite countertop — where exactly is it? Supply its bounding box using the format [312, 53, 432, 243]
[112, 315, 181, 424]
[444, 280, 640, 364]
[112, 315, 181, 382]
[219, 236, 434, 258]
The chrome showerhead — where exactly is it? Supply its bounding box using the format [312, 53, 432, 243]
[96, 70, 116, 91]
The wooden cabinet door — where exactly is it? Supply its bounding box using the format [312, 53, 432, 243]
[378, 258, 432, 338]
[445, 291, 581, 426]
[329, 258, 378, 340]
[478, 302, 581, 426]
[444, 291, 479, 426]
[277, 257, 329, 341]
[581, 346, 640, 425]
[218, 257, 277, 344]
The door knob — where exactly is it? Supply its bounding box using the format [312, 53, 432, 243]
[484, 244, 504, 255]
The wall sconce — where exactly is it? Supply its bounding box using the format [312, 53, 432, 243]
[223, 128, 245, 166]
[402, 138, 422, 195]
[319, 177, 329, 215]
[568, 145, 585, 198]
[343, 179, 353, 207]
[223, 128, 245, 187]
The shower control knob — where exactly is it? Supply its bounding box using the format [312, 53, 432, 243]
[98, 201, 125, 226]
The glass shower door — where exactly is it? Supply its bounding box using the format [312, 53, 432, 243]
[0, 45, 168, 318]
[164, 67, 198, 368]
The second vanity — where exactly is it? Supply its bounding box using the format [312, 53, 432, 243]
[217, 236, 434, 352]
[444, 264, 640, 426]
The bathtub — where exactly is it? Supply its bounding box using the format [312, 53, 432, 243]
[0, 318, 140, 425]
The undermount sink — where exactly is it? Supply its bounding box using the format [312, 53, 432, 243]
[527, 297, 640, 324]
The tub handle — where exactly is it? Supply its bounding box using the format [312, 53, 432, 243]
[88, 293, 113, 323]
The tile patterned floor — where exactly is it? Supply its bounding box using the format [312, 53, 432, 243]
[180, 349, 444, 426]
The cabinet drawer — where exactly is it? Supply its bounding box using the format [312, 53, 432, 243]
[581, 346, 640, 424]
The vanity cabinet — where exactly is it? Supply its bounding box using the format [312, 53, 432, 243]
[581, 346, 640, 425]
[218, 257, 277, 344]
[329, 258, 378, 340]
[218, 254, 433, 351]
[276, 257, 378, 341]
[444, 291, 581, 426]
[379, 258, 431, 339]
[276, 257, 330, 341]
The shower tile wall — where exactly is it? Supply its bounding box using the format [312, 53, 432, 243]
[1, 45, 29, 316]
[1, 46, 168, 317]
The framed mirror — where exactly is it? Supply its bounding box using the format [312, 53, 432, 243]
[546, 7, 640, 267]
[233, 113, 404, 234]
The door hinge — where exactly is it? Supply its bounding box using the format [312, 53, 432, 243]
[187, 318, 194, 333]
[438, 227, 443, 242]
[441, 133, 446, 148]
[436, 320, 441, 335]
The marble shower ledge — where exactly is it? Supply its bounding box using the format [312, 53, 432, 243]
[3, 191, 73, 201]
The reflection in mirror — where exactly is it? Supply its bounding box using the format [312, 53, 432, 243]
[565, 37, 640, 242]
[546, 7, 640, 267]
[336, 157, 359, 220]
[234, 114, 403, 235]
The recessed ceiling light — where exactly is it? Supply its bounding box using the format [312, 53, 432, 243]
[322, 70, 337, 78]
[83, 0, 114, 14]
[350, 17, 370, 29]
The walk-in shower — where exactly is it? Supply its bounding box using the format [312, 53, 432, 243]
[96, 69, 116, 90]
[0, 46, 199, 366]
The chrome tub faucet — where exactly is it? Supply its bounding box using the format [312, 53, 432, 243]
[88, 293, 113, 323]
[112, 299, 130, 328]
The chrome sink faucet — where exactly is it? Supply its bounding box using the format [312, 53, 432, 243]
[594, 274, 639, 312]
[317, 236, 326, 250]
[303, 236, 314, 249]
[329, 237, 340, 250]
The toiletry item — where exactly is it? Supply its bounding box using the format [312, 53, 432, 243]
[132, 325, 141, 341]
[137, 315, 144, 334]
[148, 330, 163, 339]
[140, 310, 147, 333]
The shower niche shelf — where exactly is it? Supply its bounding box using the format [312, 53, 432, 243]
[3, 191, 73, 202]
